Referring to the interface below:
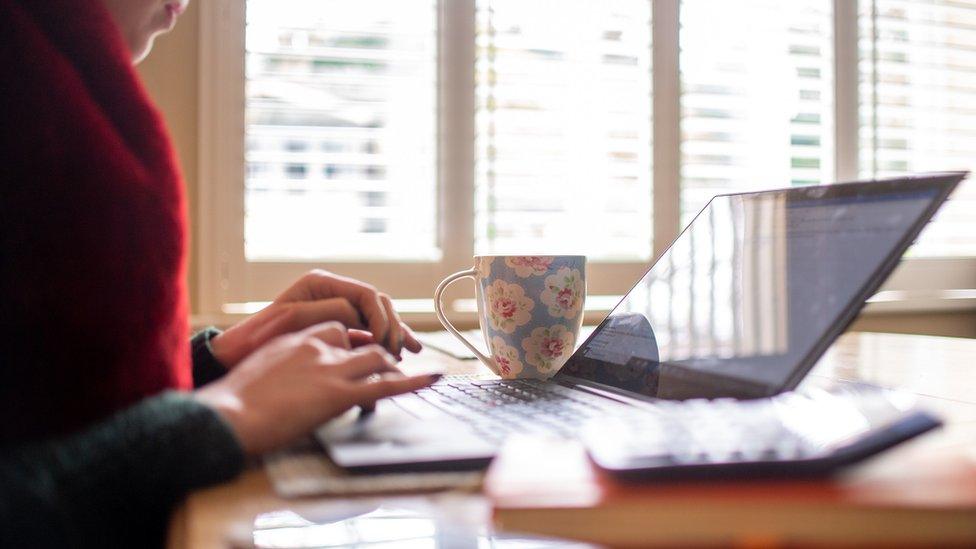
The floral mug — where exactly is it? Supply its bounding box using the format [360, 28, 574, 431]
[434, 255, 586, 379]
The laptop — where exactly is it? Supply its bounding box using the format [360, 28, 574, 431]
[317, 172, 966, 474]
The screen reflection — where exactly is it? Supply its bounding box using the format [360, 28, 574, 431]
[561, 184, 941, 400]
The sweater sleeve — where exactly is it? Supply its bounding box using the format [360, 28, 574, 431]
[0, 391, 245, 548]
[191, 327, 229, 387]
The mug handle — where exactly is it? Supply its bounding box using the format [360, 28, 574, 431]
[433, 269, 497, 373]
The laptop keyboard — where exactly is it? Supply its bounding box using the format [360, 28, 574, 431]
[410, 379, 629, 442]
[580, 387, 928, 472]
[406, 380, 925, 471]
[594, 397, 813, 464]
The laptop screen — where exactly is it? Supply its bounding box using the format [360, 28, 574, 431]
[558, 176, 960, 400]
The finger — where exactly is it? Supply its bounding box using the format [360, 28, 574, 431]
[353, 373, 442, 405]
[401, 323, 423, 354]
[301, 321, 350, 350]
[319, 275, 390, 349]
[243, 305, 291, 348]
[378, 294, 403, 356]
[348, 329, 376, 348]
[334, 345, 402, 380]
[358, 372, 381, 413]
[251, 298, 365, 344]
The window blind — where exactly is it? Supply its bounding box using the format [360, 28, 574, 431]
[860, 0, 976, 256]
[244, 0, 438, 261]
[474, 0, 654, 259]
[680, 0, 834, 224]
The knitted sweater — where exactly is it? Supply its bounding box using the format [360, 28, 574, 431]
[0, 3, 249, 544]
[0, 329, 245, 548]
[0, 0, 193, 443]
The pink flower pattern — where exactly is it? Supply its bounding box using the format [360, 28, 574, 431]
[521, 324, 575, 373]
[505, 256, 555, 278]
[485, 279, 534, 333]
[540, 267, 584, 319]
[490, 336, 524, 379]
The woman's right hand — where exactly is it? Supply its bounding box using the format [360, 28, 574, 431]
[194, 322, 439, 456]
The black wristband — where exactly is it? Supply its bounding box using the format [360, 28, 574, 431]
[190, 327, 227, 387]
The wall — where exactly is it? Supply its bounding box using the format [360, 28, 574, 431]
[137, 2, 201, 312]
[134, 5, 975, 338]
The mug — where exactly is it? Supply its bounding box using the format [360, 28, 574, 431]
[434, 255, 586, 379]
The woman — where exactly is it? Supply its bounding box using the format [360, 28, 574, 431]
[0, 0, 436, 546]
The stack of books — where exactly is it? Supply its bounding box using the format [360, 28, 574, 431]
[485, 436, 976, 547]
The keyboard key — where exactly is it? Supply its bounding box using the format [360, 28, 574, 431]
[407, 379, 636, 447]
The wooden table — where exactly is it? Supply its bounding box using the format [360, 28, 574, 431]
[168, 332, 976, 548]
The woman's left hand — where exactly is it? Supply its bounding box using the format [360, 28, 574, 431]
[210, 270, 422, 368]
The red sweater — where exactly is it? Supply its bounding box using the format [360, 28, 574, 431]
[0, 0, 192, 443]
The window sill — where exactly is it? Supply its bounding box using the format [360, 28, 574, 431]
[861, 289, 976, 314]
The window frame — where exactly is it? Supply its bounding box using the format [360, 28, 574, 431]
[198, 0, 974, 317]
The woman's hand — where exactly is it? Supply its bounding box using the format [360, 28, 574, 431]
[195, 322, 438, 456]
[210, 270, 422, 368]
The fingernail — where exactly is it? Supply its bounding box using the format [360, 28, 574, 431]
[428, 373, 443, 383]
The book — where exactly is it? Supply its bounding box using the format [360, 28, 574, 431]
[485, 436, 976, 547]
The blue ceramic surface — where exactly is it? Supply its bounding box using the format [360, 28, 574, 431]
[473, 255, 586, 379]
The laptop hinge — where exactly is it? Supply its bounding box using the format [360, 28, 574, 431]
[554, 375, 656, 406]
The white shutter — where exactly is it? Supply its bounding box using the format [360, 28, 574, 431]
[474, 0, 654, 260]
[860, 0, 976, 256]
[680, 0, 834, 224]
[244, 0, 439, 261]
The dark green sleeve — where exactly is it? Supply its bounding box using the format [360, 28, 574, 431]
[191, 326, 228, 387]
[0, 391, 245, 548]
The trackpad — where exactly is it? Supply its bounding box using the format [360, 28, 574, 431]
[315, 400, 497, 472]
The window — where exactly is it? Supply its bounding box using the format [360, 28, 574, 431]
[284, 164, 307, 179]
[200, 0, 975, 315]
[361, 191, 387, 207]
[680, 0, 833, 224]
[243, 0, 438, 262]
[474, 0, 653, 260]
[860, 0, 976, 257]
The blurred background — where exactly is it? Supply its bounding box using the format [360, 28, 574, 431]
[140, 0, 976, 336]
